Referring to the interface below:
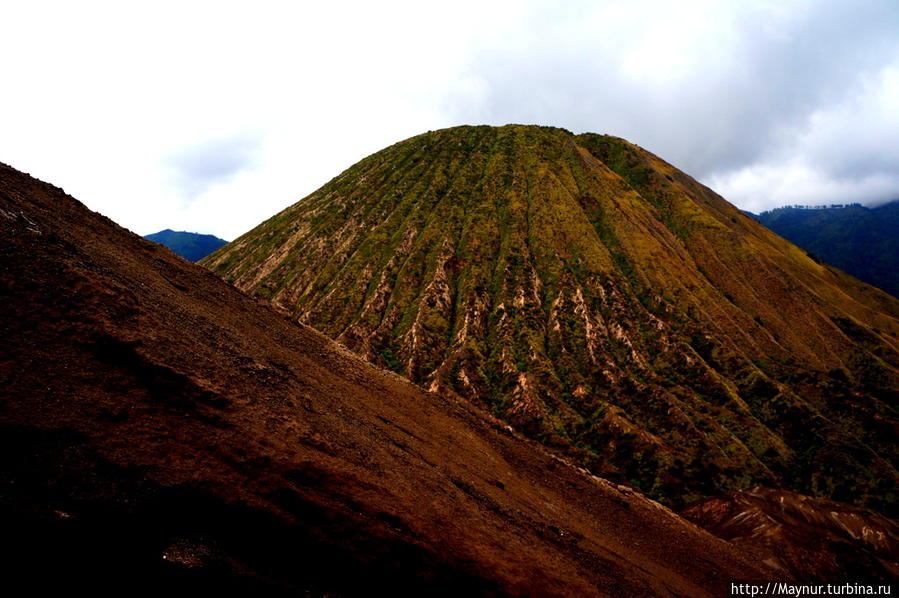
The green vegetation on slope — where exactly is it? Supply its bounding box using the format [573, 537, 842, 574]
[203, 125, 899, 513]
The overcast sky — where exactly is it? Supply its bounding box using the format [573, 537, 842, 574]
[2, 0, 897, 240]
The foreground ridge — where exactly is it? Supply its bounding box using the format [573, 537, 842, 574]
[0, 161, 776, 595]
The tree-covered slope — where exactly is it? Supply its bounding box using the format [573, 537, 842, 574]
[145, 229, 227, 262]
[755, 202, 899, 299]
[204, 125, 899, 513]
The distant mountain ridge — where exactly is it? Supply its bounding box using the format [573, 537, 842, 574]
[754, 201, 899, 298]
[204, 125, 899, 514]
[144, 229, 227, 262]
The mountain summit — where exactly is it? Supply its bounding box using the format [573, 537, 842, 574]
[204, 125, 899, 512]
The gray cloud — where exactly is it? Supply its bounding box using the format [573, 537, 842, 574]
[166, 132, 264, 200]
[447, 0, 899, 209]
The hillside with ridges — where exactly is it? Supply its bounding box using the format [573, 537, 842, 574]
[204, 125, 899, 513]
[1, 160, 775, 595]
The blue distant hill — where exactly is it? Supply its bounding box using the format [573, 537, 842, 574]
[144, 229, 227, 262]
[753, 200, 899, 298]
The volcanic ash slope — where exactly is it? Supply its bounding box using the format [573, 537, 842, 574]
[0, 162, 777, 595]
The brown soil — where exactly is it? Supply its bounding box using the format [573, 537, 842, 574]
[0, 164, 779, 595]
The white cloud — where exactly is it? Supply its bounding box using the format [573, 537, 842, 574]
[709, 62, 899, 211]
[0, 0, 897, 239]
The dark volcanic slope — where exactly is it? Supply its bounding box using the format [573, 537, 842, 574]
[0, 163, 773, 595]
[755, 202, 899, 299]
[204, 125, 899, 513]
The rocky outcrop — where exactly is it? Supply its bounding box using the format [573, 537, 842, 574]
[682, 487, 899, 582]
